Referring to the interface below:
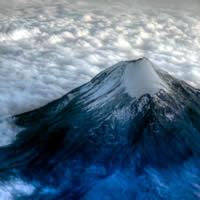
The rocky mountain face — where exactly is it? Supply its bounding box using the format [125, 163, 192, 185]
[0, 58, 200, 199]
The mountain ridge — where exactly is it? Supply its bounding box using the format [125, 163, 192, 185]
[14, 57, 169, 126]
[1, 57, 200, 199]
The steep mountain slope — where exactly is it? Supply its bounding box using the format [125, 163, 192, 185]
[0, 58, 200, 200]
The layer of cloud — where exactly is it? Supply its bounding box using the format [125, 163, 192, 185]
[0, 178, 35, 199]
[0, 4, 200, 117]
[0, 118, 23, 146]
[0, 0, 200, 14]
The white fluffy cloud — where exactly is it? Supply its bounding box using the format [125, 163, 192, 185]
[0, 178, 35, 199]
[0, 118, 23, 146]
[0, 2, 200, 117]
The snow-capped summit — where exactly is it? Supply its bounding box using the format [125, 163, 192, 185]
[123, 58, 168, 98]
[75, 57, 168, 106]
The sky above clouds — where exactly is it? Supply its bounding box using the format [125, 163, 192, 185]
[0, 0, 200, 118]
[0, 0, 200, 13]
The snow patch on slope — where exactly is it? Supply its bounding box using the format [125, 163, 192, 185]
[123, 58, 168, 98]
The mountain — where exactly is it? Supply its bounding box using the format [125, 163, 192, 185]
[0, 58, 200, 200]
